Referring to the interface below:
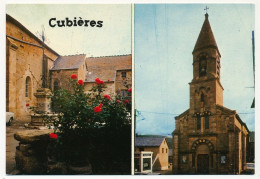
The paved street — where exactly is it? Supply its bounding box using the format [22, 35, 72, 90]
[157, 165, 172, 175]
[6, 121, 26, 174]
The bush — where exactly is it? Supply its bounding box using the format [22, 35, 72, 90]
[48, 75, 132, 174]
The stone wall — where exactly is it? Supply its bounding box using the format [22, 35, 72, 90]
[14, 129, 92, 175]
[51, 69, 79, 91]
[6, 18, 59, 121]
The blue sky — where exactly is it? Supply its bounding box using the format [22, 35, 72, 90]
[135, 4, 255, 136]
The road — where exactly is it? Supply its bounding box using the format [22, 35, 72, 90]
[6, 121, 25, 174]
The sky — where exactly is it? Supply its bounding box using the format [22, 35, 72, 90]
[6, 4, 132, 56]
[135, 4, 255, 136]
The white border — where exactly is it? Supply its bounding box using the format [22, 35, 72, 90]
[1, 1, 259, 179]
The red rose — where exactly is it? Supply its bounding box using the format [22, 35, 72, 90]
[116, 100, 120, 103]
[128, 88, 132, 93]
[104, 95, 110, 100]
[49, 133, 58, 139]
[95, 78, 104, 85]
[108, 79, 110, 82]
[124, 99, 129, 104]
[71, 74, 77, 79]
[26, 103, 29, 107]
[99, 103, 103, 108]
[78, 79, 84, 85]
[94, 106, 102, 113]
[95, 78, 101, 84]
[118, 90, 121, 93]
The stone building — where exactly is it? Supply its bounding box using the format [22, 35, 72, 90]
[6, 14, 132, 122]
[50, 54, 87, 91]
[172, 13, 249, 174]
[135, 136, 169, 171]
[84, 55, 132, 97]
[6, 14, 59, 121]
[50, 54, 132, 97]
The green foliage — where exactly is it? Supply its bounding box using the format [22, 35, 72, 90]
[47, 77, 131, 173]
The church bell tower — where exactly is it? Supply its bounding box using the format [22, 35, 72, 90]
[189, 13, 224, 114]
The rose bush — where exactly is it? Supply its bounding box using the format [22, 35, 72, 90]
[47, 76, 131, 174]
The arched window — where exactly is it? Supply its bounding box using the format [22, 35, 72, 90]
[205, 116, 209, 129]
[53, 81, 59, 91]
[197, 116, 201, 130]
[201, 93, 204, 102]
[25, 76, 31, 98]
[199, 56, 207, 77]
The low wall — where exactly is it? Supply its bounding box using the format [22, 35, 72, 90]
[14, 129, 92, 174]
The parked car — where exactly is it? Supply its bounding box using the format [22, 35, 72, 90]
[6, 112, 14, 126]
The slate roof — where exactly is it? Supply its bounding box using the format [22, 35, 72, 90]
[165, 137, 173, 149]
[135, 137, 165, 147]
[51, 54, 86, 70]
[249, 131, 255, 142]
[193, 13, 220, 56]
[85, 55, 131, 82]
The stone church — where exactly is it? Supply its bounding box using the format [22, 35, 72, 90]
[172, 13, 249, 174]
[6, 14, 131, 122]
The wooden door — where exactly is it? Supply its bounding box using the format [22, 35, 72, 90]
[197, 154, 209, 174]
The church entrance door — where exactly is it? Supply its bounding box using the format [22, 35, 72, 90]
[197, 154, 209, 174]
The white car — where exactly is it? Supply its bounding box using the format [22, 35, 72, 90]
[6, 112, 14, 126]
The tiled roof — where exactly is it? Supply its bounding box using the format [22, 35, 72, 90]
[135, 137, 165, 147]
[85, 55, 131, 82]
[51, 54, 86, 70]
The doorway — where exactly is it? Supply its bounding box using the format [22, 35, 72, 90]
[197, 154, 209, 174]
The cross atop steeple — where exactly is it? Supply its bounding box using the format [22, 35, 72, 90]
[204, 6, 209, 14]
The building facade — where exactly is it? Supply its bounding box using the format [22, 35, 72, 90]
[6, 14, 132, 122]
[6, 14, 59, 121]
[172, 13, 249, 174]
[135, 137, 169, 171]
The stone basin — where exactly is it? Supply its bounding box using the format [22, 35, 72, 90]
[14, 129, 53, 143]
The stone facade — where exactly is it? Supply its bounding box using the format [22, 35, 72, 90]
[172, 14, 249, 174]
[6, 14, 132, 122]
[6, 14, 59, 122]
[84, 55, 132, 97]
[135, 137, 169, 171]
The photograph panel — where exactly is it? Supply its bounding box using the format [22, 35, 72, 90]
[134, 4, 255, 175]
[6, 4, 132, 175]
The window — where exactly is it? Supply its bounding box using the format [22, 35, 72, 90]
[121, 72, 126, 78]
[143, 158, 151, 171]
[54, 81, 59, 91]
[166, 148, 168, 153]
[162, 148, 164, 153]
[197, 116, 201, 130]
[25, 76, 31, 98]
[199, 56, 207, 77]
[217, 60, 220, 77]
[205, 116, 209, 129]
[201, 93, 204, 102]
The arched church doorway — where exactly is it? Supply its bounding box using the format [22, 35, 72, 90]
[196, 144, 209, 174]
[191, 139, 214, 174]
